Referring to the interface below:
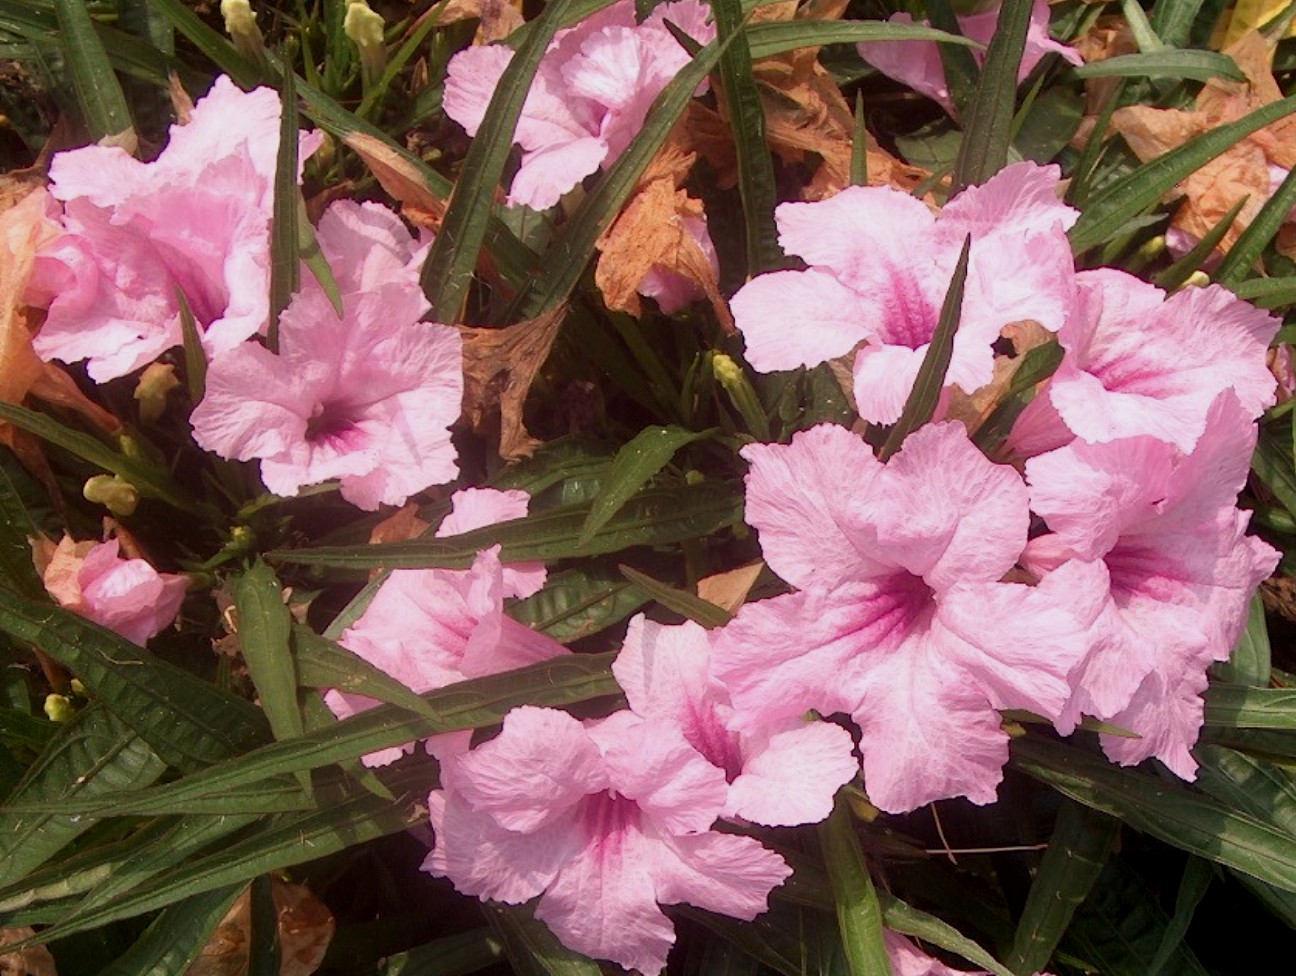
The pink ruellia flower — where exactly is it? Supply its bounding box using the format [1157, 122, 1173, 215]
[424, 705, 792, 975]
[442, 0, 715, 210]
[886, 932, 1052, 976]
[325, 488, 558, 766]
[1036, 270, 1279, 454]
[40, 536, 187, 645]
[189, 199, 462, 510]
[613, 615, 856, 826]
[857, 0, 1082, 116]
[710, 422, 1102, 813]
[1024, 393, 1279, 777]
[729, 162, 1078, 425]
[27, 76, 321, 381]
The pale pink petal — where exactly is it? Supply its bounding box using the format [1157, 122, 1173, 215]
[190, 341, 313, 466]
[958, 228, 1076, 343]
[637, 212, 718, 314]
[857, 14, 953, 113]
[730, 269, 873, 372]
[612, 616, 716, 736]
[508, 137, 608, 210]
[45, 539, 187, 646]
[651, 830, 791, 918]
[739, 424, 887, 591]
[852, 343, 929, 426]
[937, 162, 1079, 241]
[726, 720, 857, 826]
[316, 199, 428, 295]
[454, 706, 609, 832]
[442, 44, 516, 138]
[437, 488, 545, 598]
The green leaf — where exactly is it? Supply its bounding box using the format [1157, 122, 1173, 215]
[950, 0, 1033, 192]
[1233, 276, 1296, 310]
[420, 0, 578, 321]
[483, 903, 603, 976]
[53, 0, 134, 143]
[712, 0, 779, 276]
[26, 654, 620, 818]
[1204, 685, 1296, 730]
[293, 626, 435, 719]
[1012, 736, 1296, 893]
[1006, 801, 1121, 975]
[1151, 0, 1209, 48]
[510, 33, 735, 319]
[96, 884, 246, 976]
[925, 0, 980, 115]
[380, 929, 506, 976]
[267, 67, 300, 352]
[176, 290, 207, 403]
[850, 92, 868, 187]
[1070, 94, 1296, 253]
[879, 236, 971, 461]
[0, 464, 44, 598]
[233, 561, 306, 790]
[1154, 195, 1250, 291]
[1147, 857, 1213, 976]
[0, 594, 270, 772]
[0, 705, 166, 888]
[508, 566, 649, 644]
[1216, 596, 1271, 687]
[297, 198, 344, 316]
[1071, 49, 1242, 82]
[249, 874, 282, 976]
[1195, 744, 1296, 837]
[144, 0, 260, 86]
[879, 896, 1015, 976]
[578, 427, 712, 546]
[1120, 0, 1165, 51]
[617, 565, 732, 629]
[741, 18, 982, 59]
[1216, 164, 1296, 287]
[818, 793, 892, 976]
[1252, 420, 1296, 516]
[272, 481, 743, 569]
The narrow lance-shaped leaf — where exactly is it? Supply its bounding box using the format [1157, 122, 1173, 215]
[293, 625, 436, 719]
[1147, 857, 1213, 976]
[617, 565, 732, 629]
[176, 289, 207, 403]
[143, 0, 261, 86]
[951, 0, 1033, 192]
[577, 427, 712, 546]
[1203, 684, 1296, 729]
[1006, 800, 1121, 975]
[53, 0, 135, 144]
[879, 895, 1015, 976]
[925, 0, 979, 115]
[1071, 49, 1243, 82]
[851, 91, 868, 187]
[1070, 94, 1296, 252]
[267, 66, 300, 352]
[1215, 163, 1296, 287]
[1234, 276, 1296, 309]
[743, 19, 983, 60]
[378, 928, 506, 976]
[96, 884, 247, 976]
[818, 792, 892, 976]
[879, 235, 971, 461]
[421, 0, 579, 321]
[1151, 0, 1208, 48]
[484, 903, 604, 976]
[0, 463, 44, 598]
[249, 874, 282, 976]
[1153, 195, 1250, 291]
[1195, 744, 1296, 837]
[232, 561, 306, 790]
[711, 0, 779, 275]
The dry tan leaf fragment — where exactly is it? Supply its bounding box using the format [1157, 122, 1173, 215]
[344, 131, 447, 231]
[185, 880, 334, 976]
[697, 562, 764, 614]
[0, 927, 57, 976]
[943, 320, 1055, 436]
[458, 304, 566, 461]
[368, 502, 431, 546]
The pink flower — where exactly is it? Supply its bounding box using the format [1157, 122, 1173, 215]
[886, 932, 1052, 976]
[28, 76, 322, 381]
[424, 705, 792, 975]
[613, 615, 856, 826]
[636, 211, 720, 314]
[442, 0, 714, 210]
[189, 199, 462, 510]
[711, 422, 1099, 813]
[1024, 393, 1279, 776]
[729, 163, 1078, 425]
[40, 537, 187, 645]
[325, 488, 557, 766]
[857, 0, 1083, 116]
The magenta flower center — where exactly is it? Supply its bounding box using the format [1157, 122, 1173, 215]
[305, 400, 363, 447]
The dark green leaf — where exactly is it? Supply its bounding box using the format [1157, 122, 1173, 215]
[96, 885, 246, 976]
[1147, 858, 1213, 976]
[578, 427, 712, 546]
[1154, 195, 1250, 291]
[1071, 50, 1243, 81]
[851, 92, 868, 186]
[272, 481, 743, 569]
[1216, 596, 1271, 687]
[617, 565, 732, 629]
[144, 0, 260, 86]
[743, 19, 982, 60]
[508, 566, 649, 644]
[0, 594, 270, 772]
[421, 0, 578, 321]
[380, 929, 506, 976]
[925, 0, 979, 115]
[1204, 685, 1296, 730]
[0, 464, 43, 598]
[293, 626, 435, 719]
[818, 793, 892, 976]
[267, 67, 300, 351]
[1216, 164, 1296, 286]
[879, 896, 1014, 976]
[1151, 0, 1208, 48]
[951, 0, 1033, 191]
[879, 236, 971, 461]
[1070, 94, 1296, 252]
[483, 903, 603, 976]
[1195, 744, 1296, 837]
[176, 290, 207, 403]
[1253, 420, 1296, 516]
[1234, 276, 1296, 310]
[1006, 801, 1120, 975]
[249, 874, 282, 976]
[53, 0, 134, 142]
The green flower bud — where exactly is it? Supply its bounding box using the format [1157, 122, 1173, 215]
[83, 475, 140, 517]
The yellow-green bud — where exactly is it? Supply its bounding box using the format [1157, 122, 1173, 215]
[83, 475, 140, 517]
[684, 469, 705, 486]
[133, 362, 180, 424]
[345, 0, 387, 87]
[711, 352, 744, 390]
[44, 693, 76, 724]
[221, 0, 266, 62]
[1183, 270, 1211, 289]
[70, 678, 86, 696]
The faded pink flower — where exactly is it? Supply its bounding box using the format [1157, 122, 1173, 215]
[41, 536, 187, 645]
[425, 706, 791, 975]
[1024, 393, 1279, 777]
[28, 76, 322, 381]
[189, 199, 461, 510]
[637, 211, 720, 314]
[442, 0, 714, 209]
[729, 163, 1078, 425]
[857, 0, 1083, 116]
[711, 422, 1100, 813]
[886, 932, 1052, 976]
[614, 615, 856, 826]
[326, 488, 557, 766]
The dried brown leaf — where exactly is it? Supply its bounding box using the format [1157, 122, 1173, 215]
[0, 927, 57, 976]
[418, 0, 525, 43]
[185, 880, 334, 976]
[697, 561, 764, 613]
[458, 304, 565, 461]
[943, 320, 1054, 435]
[344, 132, 447, 231]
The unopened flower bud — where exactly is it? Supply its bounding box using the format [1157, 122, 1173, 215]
[83, 475, 140, 517]
[345, 0, 388, 88]
[44, 693, 76, 724]
[221, 0, 267, 64]
[1183, 270, 1211, 289]
[133, 362, 180, 423]
[712, 353, 771, 440]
